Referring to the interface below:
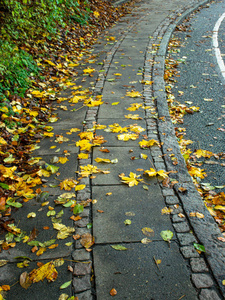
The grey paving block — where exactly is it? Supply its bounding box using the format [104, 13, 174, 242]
[93, 242, 198, 299]
[92, 185, 174, 243]
[95, 118, 146, 147]
[92, 146, 152, 185]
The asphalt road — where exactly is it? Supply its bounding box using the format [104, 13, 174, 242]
[169, 0, 225, 191]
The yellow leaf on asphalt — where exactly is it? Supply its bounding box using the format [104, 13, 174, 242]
[126, 103, 143, 111]
[144, 168, 168, 179]
[95, 157, 111, 163]
[75, 184, 86, 191]
[117, 133, 139, 141]
[141, 238, 152, 244]
[139, 139, 159, 148]
[126, 91, 142, 98]
[58, 157, 69, 164]
[140, 153, 148, 159]
[53, 223, 75, 239]
[161, 207, 173, 215]
[83, 67, 95, 74]
[142, 227, 154, 237]
[112, 102, 120, 105]
[124, 114, 142, 120]
[27, 212, 36, 218]
[78, 153, 89, 159]
[29, 261, 58, 283]
[37, 169, 51, 177]
[76, 139, 93, 151]
[59, 179, 78, 191]
[119, 172, 143, 187]
[36, 247, 46, 256]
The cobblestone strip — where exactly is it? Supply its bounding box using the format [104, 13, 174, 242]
[144, 0, 224, 299]
[72, 8, 151, 300]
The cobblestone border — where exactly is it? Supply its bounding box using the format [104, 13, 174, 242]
[72, 0, 225, 299]
[147, 0, 225, 299]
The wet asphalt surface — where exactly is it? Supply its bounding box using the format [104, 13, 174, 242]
[169, 0, 225, 189]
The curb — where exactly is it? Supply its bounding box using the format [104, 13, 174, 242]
[152, 0, 225, 297]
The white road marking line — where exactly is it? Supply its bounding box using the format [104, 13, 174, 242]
[213, 12, 225, 79]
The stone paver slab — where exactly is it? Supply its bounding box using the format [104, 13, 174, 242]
[92, 184, 174, 243]
[93, 242, 198, 300]
[92, 146, 153, 185]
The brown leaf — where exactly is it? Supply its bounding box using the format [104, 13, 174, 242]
[110, 288, 117, 296]
[20, 272, 32, 289]
[27, 227, 38, 243]
[80, 233, 95, 249]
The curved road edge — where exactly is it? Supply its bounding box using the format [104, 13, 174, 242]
[153, 0, 225, 296]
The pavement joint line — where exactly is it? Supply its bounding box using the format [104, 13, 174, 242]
[74, 1, 224, 299]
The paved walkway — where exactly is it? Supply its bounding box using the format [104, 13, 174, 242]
[1, 0, 225, 299]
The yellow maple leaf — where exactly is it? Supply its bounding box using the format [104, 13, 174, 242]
[78, 132, 94, 141]
[57, 157, 69, 164]
[117, 133, 139, 141]
[29, 261, 58, 283]
[188, 166, 206, 179]
[144, 168, 168, 178]
[83, 67, 95, 74]
[0, 137, 7, 145]
[70, 128, 81, 133]
[108, 123, 128, 133]
[37, 169, 51, 177]
[78, 153, 89, 159]
[93, 11, 100, 18]
[194, 149, 213, 158]
[59, 179, 78, 190]
[126, 103, 143, 111]
[139, 139, 159, 148]
[119, 172, 143, 187]
[126, 91, 142, 98]
[79, 164, 99, 177]
[76, 139, 93, 151]
[75, 184, 86, 191]
[124, 114, 142, 120]
[129, 125, 145, 133]
[84, 97, 104, 107]
[95, 157, 111, 163]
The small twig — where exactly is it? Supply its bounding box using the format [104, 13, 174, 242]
[153, 256, 160, 271]
[178, 295, 186, 300]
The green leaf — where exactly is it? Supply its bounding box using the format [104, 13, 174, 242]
[46, 163, 59, 174]
[60, 280, 72, 289]
[73, 204, 83, 215]
[160, 230, 173, 242]
[47, 210, 56, 217]
[0, 182, 9, 189]
[111, 245, 127, 251]
[6, 199, 22, 208]
[44, 239, 56, 247]
[143, 185, 149, 190]
[193, 243, 205, 252]
[87, 223, 92, 229]
[63, 200, 75, 207]
[27, 241, 40, 247]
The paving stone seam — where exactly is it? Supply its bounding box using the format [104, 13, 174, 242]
[73, 6, 151, 299]
[148, 0, 224, 299]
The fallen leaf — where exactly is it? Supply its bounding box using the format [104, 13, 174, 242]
[80, 233, 94, 249]
[60, 281, 72, 289]
[142, 227, 154, 237]
[111, 245, 127, 251]
[160, 230, 173, 243]
[110, 288, 117, 296]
